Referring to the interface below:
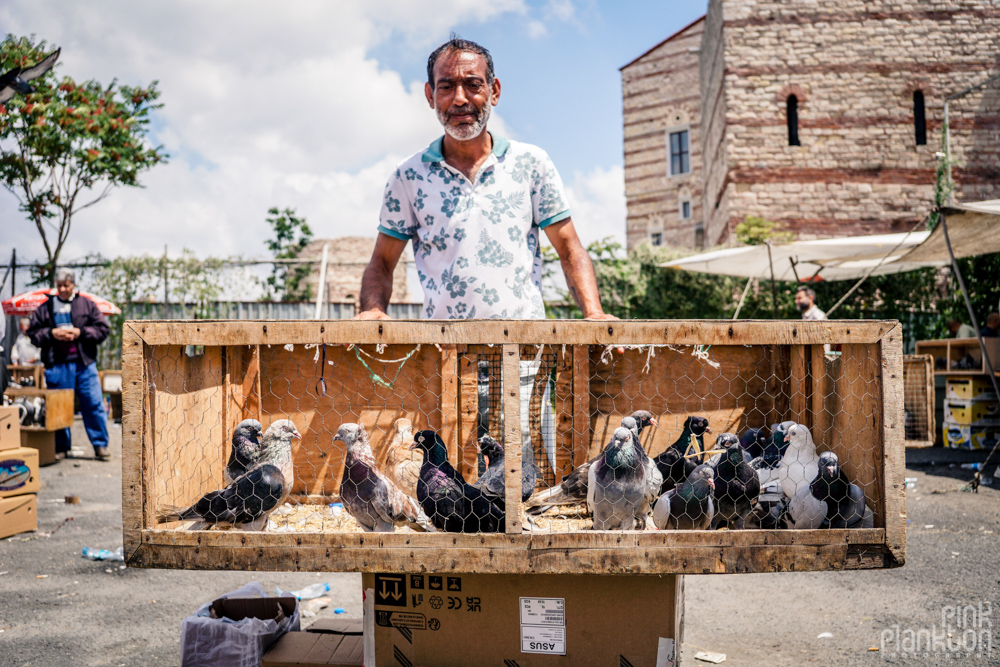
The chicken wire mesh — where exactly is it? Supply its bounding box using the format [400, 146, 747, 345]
[144, 337, 886, 539]
[902, 354, 935, 448]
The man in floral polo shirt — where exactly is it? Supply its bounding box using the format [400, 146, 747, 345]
[357, 37, 614, 321]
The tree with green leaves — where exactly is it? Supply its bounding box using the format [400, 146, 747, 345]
[0, 35, 167, 285]
[263, 207, 313, 301]
[734, 215, 794, 246]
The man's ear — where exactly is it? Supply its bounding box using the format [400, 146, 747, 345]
[425, 81, 435, 108]
[491, 77, 501, 106]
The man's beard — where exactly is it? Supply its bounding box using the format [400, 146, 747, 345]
[436, 101, 491, 141]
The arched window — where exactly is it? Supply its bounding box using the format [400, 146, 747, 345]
[913, 90, 927, 145]
[787, 95, 800, 146]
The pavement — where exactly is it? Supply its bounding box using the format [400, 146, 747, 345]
[1, 420, 998, 666]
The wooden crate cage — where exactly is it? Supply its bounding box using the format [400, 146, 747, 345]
[122, 320, 905, 574]
[902, 355, 935, 448]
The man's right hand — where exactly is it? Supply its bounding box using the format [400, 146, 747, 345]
[354, 309, 392, 321]
[51, 327, 78, 341]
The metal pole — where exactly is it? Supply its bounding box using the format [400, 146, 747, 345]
[162, 245, 169, 304]
[943, 100, 953, 207]
[314, 243, 330, 320]
[766, 241, 778, 318]
[732, 275, 753, 320]
[788, 257, 801, 283]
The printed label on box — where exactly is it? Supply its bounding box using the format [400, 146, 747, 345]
[374, 611, 426, 630]
[519, 597, 565, 627]
[0, 460, 31, 491]
[521, 625, 566, 655]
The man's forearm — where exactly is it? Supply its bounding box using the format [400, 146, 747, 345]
[359, 261, 394, 315]
[560, 244, 604, 317]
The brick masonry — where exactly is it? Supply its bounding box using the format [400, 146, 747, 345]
[622, 0, 1000, 250]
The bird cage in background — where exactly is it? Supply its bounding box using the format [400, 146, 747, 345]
[902, 354, 935, 448]
[121, 319, 905, 575]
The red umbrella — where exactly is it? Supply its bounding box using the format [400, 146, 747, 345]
[1, 289, 122, 317]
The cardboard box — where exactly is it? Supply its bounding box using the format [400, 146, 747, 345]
[943, 398, 1000, 426]
[0, 494, 37, 539]
[21, 430, 56, 466]
[946, 377, 999, 402]
[363, 572, 683, 667]
[306, 619, 363, 636]
[262, 632, 363, 667]
[0, 447, 40, 499]
[943, 423, 1000, 450]
[0, 407, 20, 451]
[211, 596, 298, 624]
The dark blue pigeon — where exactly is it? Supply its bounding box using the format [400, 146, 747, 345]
[653, 415, 711, 494]
[0, 48, 60, 104]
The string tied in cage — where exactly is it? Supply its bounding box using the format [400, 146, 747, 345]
[353, 345, 420, 389]
[313, 344, 328, 396]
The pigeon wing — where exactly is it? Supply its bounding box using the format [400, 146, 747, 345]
[19, 49, 60, 82]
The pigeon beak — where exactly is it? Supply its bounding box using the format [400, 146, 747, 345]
[649, 417, 658, 427]
[409, 441, 420, 451]
[293, 430, 303, 440]
[333, 434, 342, 442]
[784, 434, 790, 443]
[705, 426, 713, 434]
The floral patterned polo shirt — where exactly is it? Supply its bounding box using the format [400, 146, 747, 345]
[377, 133, 571, 319]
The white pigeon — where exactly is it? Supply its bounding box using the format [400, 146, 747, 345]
[788, 482, 828, 529]
[777, 423, 820, 501]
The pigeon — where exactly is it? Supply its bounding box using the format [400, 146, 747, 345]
[710, 439, 760, 530]
[473, 435, 506, 509]
[334, 423, 434, 532]
[224, 419, 263, 484]
[750, 421, 796, 487]
[381, 418, 421, 499]
[524, 410, 657, 514]
[411, 429, 504, 533]
[739, 427, 770, 460]
[751, 487, 789, 530]
[520, 435, 542, 501]
[705, 433, 741, 467]
[810, 451, 873, 529]
[0, 48, 61, 104]
[653, 415, 711, 495]
[652, 464, 715, 530]
[587, 427, 660, 530]
[155, 418, 301, 531]
[776, 423, 820, 501]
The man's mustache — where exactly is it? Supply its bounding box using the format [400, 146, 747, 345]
[447, 106, 479, 119]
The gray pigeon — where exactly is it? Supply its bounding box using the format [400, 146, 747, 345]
[710, 440, 760, 530]
[0, 48, 61, 104]
[652, 464, 715, 530]
[155, 418, 301, 531]
[587, 427, 659, 530]
[225, 419, 263, 484]
[335, 423, 434, 532]
[473, 435, 506, 509]
[811, 451, 873, 529]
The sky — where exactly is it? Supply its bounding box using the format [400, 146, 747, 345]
[0, 0, 706, 290]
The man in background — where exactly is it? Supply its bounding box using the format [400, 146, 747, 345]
[11, 317, 42, 365]
[980, 313, 999, 338]
[27, 269, 111, 461]
[794, 286, 826, 321]
[947, 319, 977, 339]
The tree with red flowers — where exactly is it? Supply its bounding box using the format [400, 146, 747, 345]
[0, 35, 168, 285]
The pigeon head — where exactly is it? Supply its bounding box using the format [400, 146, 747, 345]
[608, 427, 634, 450]
[720, 438, 743, 465]
[685, 416, 711, 436]
[715, 433, 739, 449]
[689, 464, 715, 490]
[628, 410, 657, 430]
[234, 419, 263, 442]
[785, 423, 813, 450]
[393, 417, 413, 434]
[818, 451, 840, 480]
[410, 429, 448, 464]
[264, 419, 302, 443]
[477, 435, 504, 463]
[740, 427, 768, 454]
[333, 423, 368, 450]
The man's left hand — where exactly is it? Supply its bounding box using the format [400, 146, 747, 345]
[584, 312, 618, 321]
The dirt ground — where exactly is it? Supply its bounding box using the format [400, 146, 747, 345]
[1, 420, 998, 666]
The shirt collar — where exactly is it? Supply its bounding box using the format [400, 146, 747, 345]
[421, 131, 510, 162]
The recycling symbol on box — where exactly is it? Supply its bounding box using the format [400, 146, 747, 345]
[429, 596, 443, 609]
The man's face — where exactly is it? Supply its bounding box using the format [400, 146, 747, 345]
[794, 290, 812, 312]
[425, 50, 499, 141]
[56, 280, 74, 301]
[19, 318, 30, 333]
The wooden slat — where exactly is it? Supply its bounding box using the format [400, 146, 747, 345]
[121, 324, 145, 558]
[811, 345, 829, 446]
[554, 348, 574, 482]
[502, 344, 522, 534]
[768, 345, 790, 427]
[439, 345, 460, 467]
[572, 345, 591, 467]
[881, 326, 907, 567]
[789, 345, 808, 426]
[457, 349, 479, 482]
[130, 319, 895, 347]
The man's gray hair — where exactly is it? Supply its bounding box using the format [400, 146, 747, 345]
[55, 268, 76, 285]
[427, 35, 494, 90]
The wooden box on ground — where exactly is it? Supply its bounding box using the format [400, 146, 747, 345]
[0, 494, 37, 539]
[0, 406, 20, 451]
[3, 387, 75, 430]
[21, 431, 56, 466]
[362, 572, 682, 666]
[99, 370, 123, 422]
[121, 320, 906, 574]
[902, 355, 935, 448]
[915, 337, 1000, 376]
[6, 365, 44, 389]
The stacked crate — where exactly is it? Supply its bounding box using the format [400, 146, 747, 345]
[0, 406, 39, 538]
[943, 377, 1000, 450]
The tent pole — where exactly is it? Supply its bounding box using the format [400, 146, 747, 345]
[941, 212, 1000, 492]
[733, 275, 753, 320]
[766, 241, 778, 318]
[788, 257, 801, 283]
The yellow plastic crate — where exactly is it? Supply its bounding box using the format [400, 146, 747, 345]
[943, 399, 1000, 426]
[945, 377, 998, 402]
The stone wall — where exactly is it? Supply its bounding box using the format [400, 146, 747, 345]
[300, 237, 414, 305]
[621, 18, 706, 251]
[702, 0, 1000, 245]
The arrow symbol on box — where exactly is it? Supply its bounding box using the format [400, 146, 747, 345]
[381, 580, 402, 600]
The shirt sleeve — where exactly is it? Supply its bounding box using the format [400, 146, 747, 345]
[530, 148, 572, 229]
[377, 167, 420, 240]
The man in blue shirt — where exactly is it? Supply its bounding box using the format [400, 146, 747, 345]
[357, 37, 613, 321]
[27, 269, 112, 461]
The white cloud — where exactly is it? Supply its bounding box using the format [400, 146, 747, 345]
[561, 165, 626, 248]
[527, 20, 548, 39]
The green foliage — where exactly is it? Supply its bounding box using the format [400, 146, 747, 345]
[0, 35, 167, 285]
[263, 207, 313, 302]
[734, 215, 795, 246]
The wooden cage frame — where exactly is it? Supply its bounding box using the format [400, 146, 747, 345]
[902, 354, 935, 448]
[122, 320, 906, 575]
